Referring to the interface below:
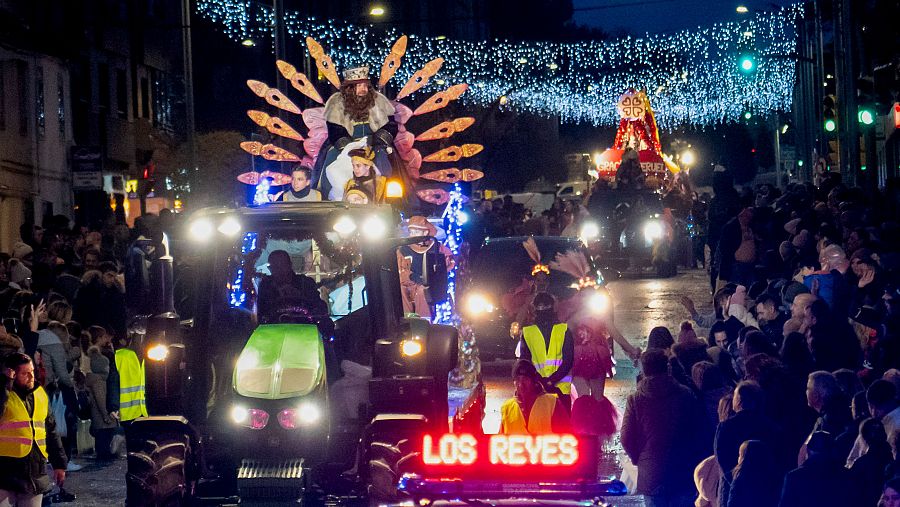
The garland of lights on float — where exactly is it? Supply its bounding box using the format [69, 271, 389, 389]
[434, 183, 464, 325]
[196, 0, 801, 128]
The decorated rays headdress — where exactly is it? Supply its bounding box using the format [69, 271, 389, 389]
[523, 237, 549, 277]
[549, 250, 598, 290]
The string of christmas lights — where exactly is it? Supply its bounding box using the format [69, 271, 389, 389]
[196, 0, 801, 128]
[434, 183, 464, 325]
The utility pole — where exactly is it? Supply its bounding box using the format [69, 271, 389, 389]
[833, 0, 859, 185]
[181, 0, 198, 191]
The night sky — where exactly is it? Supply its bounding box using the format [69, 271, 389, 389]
[572, 0, 796, 35]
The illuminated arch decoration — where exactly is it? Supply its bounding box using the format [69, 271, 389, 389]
[196, 1, 801, 128]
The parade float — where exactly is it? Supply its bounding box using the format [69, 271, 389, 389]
[594, 90, 680, 190]
[234, 35, 484, 208]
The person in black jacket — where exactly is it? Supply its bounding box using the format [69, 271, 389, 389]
[0, 353, 67, 505]
[778, 431, 856, 507]
[715, 381, 782, 506]
[727, 440, 781, 507]
[707, 169, 740, 291]
[621, 349, 707, 505]
[850, 418, 893, 507]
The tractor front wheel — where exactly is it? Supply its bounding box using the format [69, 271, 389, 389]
[125, 431, 191, 507]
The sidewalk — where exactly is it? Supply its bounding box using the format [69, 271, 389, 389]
[60, 458, 126, 506]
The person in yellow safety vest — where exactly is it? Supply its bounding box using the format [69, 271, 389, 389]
[0, 353, 67, 505]
[517, 292, 575, 407]
[501, 360, 570, 434]
[115, 345, 147, 423]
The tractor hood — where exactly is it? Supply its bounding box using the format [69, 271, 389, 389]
[233, 324, 325, 400]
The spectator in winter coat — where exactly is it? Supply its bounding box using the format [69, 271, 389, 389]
[727, 440, 781, 507]
[85, 348, 117, 460]
[778, 431, 856, 507]
[847, 380, 900, 468]
[715, 381, 782, 506]
[850, 418, 893, 507]
[802, 371, 853, 465]
[36, 322, 73, 389]
[74, 263, 126, 339]
[621, 349, 707, 504]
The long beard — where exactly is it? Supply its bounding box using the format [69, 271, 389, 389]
[341, 87, 376, 122]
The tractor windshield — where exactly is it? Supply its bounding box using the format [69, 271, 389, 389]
[225, 229, 366, 323]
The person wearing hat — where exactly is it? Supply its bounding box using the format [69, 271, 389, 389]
[500, 360, 569, 434]
[316, 65, 397, 200]
[517, 292, 574, 406]
[397, 217, 452, 318]
[343, 147, 386, 204]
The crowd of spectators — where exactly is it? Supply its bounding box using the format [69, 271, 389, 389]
[0, 211, 175, 503]
[617, 170, 900, 506]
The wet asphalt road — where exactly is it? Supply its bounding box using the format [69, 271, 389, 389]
[63, 269, 713, 506]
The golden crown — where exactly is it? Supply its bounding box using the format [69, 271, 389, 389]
[342, 66, 370, 82]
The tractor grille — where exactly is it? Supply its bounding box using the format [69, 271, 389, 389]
[237, 458, 305, 500]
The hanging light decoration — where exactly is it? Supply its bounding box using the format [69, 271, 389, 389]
[196, 0, 801, 128]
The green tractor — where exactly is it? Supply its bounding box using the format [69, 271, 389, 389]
[125, 202, 482, 505]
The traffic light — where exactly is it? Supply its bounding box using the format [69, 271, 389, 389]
[858, 106, 875, 126]
[823, 94, 837, 133]
[738, 54, 756, 74]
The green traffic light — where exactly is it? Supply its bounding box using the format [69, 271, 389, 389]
[858, 109, 875, 125]
[824, 119, 836, 132]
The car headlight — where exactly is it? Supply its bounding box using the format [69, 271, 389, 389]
[644, 220, 664, 242]
[465, 293, 495, 316]
[587, 291, 611, 314]
[189, 218, 214, 242]
[401, 337, 424, 357]
[579, 221, 600, 243]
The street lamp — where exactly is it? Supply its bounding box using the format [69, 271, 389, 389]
[680, 149, 696, 167]
[738, 54, 756, 73]
[736, 5, 749, 13]
[369, 5, 385, 16]
[241, 38, 256, 47]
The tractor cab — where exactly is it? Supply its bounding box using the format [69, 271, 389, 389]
[128, 202, 474, 505]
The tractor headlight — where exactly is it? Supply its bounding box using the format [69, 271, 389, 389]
[643, 220, 664, 242]
[217, 216, 242, 237]
[231, 405, 268, 429]
[587, 291, 611, 314]
[189, 218, 214, 242]
[465, 293, 495, 316]
[579, 221, 600, 243]
[277, 402, 320, 429]
[401, 337, 424, 357]
[231, 405, 249, 424]
[146, 343, 169, 362]
[333, 215, 357, 237]
[361, 215, 387, 240]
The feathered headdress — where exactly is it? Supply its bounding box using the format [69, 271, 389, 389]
[550, 250, 598, 290]
[522, 237, 549, 276]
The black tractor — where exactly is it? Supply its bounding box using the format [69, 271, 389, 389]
[125, 202, 482, 505]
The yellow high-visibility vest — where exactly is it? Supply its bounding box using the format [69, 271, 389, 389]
[0, 386, 49, 458]
[116, 348, 148, 421]
[522, 323, 571, 394]
[500, 394, 558, 434]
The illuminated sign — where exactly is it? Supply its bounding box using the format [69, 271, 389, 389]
[125, 179, 138, 193]
[422, 434, 579, 467]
